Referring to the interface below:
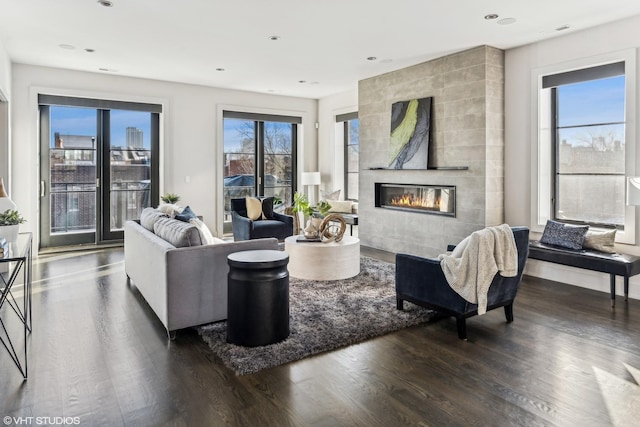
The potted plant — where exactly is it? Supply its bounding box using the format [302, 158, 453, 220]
[0, 209, 26, 242]
[161, 193, 180, 204]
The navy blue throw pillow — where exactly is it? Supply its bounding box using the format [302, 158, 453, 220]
[175, 205, 197, 222]
[540, 220, 589, 250]
[261, 197, 275, 220]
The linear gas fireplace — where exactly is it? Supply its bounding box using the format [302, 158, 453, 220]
[375, 183, 456, 217]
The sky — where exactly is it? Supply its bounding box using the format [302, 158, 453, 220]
[558, 75, 625, 127]
[49, 106, 151, 149]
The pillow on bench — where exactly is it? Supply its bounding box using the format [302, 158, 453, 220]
[583, 229, 616, 253]
[540, 220, 588, 250]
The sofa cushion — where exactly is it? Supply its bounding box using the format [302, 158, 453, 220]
[153, 217, 203, 247]
[540, 219, 588, 250]
[140, 207, 169, 232]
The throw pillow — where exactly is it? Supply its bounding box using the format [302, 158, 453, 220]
[175, 205, 197, 222]
[321, 189, 341, 201]
[189, 217, 217, 245]
[583, 229, 616, 253]
[540, 220, 589, 250]
[246, 197, 264, 220]
[157, 203, 183, 217]
[328, 200, 354, 214]
[261, 197, 275, 219]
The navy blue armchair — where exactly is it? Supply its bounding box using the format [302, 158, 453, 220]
[395, 226, 530, 340]
[231, 197, 294, 241]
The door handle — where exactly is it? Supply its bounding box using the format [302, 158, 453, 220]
[40, 180, 45, 198]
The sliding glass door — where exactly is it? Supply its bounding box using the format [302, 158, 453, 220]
[222, 111, 298, 234]
[39, 96, 160, 248]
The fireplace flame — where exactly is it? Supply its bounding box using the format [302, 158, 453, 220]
[390, 193, 440, 210]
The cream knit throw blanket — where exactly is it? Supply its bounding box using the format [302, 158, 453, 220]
[438, 224, 518, 315]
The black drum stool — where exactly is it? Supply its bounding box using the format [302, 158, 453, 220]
[226, 250, 289, 347]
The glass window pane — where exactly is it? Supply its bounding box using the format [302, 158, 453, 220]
[110, 110, 152, 231]
[558, 76, 625, 127]
[224, 118, 256, 221]
[345, 118, 359, 200]
[555, 74, 625, 227]
[556, 175, 624, 226]
[557, 124, 625, 174]
[49, 106, 97, 235]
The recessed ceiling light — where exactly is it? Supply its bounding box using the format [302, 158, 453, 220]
[268, 35, 280, 41]
[366, 56, 377, 61]
[59, 44, 75, 50]
[97, 0, 113, 7]
[497, 17, 516, 25]
[381, 59, 393, 64]
[85, 48, 95, 53]
[98, 68, 117, 72]
[484, 14, 499, 20]
[310, 81, 320, 85]
[267, 89, 277, 93]
[216, 68, 225, 71]
[298, 80, 307, 84]
[555, 24, 572, 31]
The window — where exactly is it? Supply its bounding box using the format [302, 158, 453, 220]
[222, 111, 298, 234]
[534, 50, 636, 243]
[337, 112, 359, 200]
[546, 63, 626, 228]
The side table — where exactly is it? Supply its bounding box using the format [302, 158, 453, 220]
[227, 250, 290, 347]
[0, 232, 33, 379]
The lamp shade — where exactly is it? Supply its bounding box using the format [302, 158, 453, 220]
[627, 177, 640, 206]
[301, 172, 321, 186]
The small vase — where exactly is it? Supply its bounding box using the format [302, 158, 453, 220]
[0, 224, 19, 242]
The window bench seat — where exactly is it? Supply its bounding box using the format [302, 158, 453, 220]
[528, 241, 640, 307]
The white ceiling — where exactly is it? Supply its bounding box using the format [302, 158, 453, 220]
[1, 0, 640, 99]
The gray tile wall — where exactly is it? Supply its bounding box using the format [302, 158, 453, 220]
[358, 46, 505, 257]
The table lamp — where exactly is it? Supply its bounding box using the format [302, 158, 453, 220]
[301, 172, 321, 206]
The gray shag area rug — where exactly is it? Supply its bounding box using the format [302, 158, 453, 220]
[198, 256, 435, 375]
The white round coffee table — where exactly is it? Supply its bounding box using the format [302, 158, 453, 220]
[284, 235, 360, 281]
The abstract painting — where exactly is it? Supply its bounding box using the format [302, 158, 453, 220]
[389, 97, 432, 169]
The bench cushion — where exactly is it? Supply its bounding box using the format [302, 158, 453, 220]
[529, 240, 640, 278]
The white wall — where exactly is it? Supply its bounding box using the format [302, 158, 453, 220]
[0, 40, 11, 192]
[11, 64, 318, 247]
[505, 14, 640, 299]
[317, 89, 358, 196]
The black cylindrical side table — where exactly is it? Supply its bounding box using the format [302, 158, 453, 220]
[227, 250, 290, 347]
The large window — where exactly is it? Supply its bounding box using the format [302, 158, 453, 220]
[39, 95, 160, 248]
[546, 63, 626, 228]
[338, 112, 359, 200]
[222, 111, 298, 233]
[534, 50, 636, 243]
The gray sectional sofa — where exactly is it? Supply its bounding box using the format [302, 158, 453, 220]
[124, 208, 278, 338]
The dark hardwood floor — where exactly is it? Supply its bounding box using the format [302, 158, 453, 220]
[1, 246, 640, 426]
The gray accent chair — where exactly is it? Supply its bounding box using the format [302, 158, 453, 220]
[231, 197, 294, 241]
[395, 226, 530, 340]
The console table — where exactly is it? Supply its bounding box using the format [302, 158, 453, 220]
[0, 232, 33, 379]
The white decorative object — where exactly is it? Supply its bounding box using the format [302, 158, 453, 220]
[284, 235, 360, 281]
[0, 177, 16, 213]
[0, 224, 19, 242]
[301, 172, 321, 206]
[627, 177, 640, 206]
